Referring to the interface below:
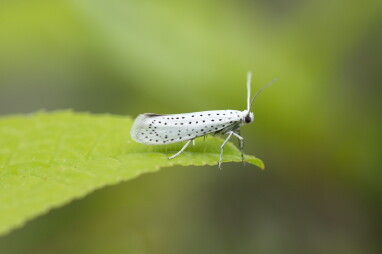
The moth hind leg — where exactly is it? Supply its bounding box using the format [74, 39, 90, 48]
[168, 139, 193, 160]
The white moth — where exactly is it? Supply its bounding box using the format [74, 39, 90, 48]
[130, 72, 275, 168]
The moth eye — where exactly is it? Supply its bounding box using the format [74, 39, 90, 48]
[245, 116, 252, 123]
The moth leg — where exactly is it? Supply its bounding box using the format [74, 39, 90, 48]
[219, 131, 234, 169]
[192, 140, 195, 146]
[168, 140, 193, 160]
[232, 131, 245, 165]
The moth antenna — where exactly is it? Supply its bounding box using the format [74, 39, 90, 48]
[249, 77, 278, 111]
[246, 71, 252, 112]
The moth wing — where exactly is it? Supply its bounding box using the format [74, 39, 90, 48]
[130, 113, 163, 144]
[130, 110, 243, 145]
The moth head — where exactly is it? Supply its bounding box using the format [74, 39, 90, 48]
[244, 112, 254, 124]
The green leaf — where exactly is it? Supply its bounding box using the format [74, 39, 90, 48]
[0, 111, 263, 236]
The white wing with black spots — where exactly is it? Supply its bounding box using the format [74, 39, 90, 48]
[130, 110, 243, 145]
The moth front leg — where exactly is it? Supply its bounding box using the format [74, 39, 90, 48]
[233, 130, 245, 165]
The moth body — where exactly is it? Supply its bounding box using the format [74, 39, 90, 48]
[130, 72, 274, 168]
[131, 110, 247, 145]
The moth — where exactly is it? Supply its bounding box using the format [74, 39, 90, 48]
[130, 72, 275, 168]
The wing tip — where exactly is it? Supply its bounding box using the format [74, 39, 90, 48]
[130, 113, 163, 143]
[130, 114, 147, 142]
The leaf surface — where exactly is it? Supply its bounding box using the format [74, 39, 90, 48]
[0, 111, 263, 236]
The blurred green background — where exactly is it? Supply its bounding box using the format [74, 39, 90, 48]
[0, 0, 381, 253]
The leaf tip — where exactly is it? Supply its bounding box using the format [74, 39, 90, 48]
[245, 155, 265, 170]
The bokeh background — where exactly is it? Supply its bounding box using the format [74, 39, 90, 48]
[0, 0, 381, 253]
